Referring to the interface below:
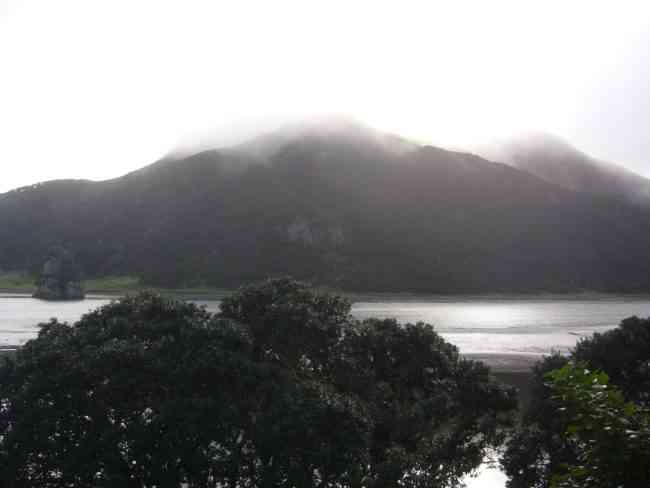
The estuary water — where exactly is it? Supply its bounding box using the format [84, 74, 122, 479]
[3, 293, 650, 357]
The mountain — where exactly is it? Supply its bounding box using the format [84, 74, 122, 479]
[3, 120, 650, 293]
[474, 133, 650, 205]
[233, 116, 419, 161]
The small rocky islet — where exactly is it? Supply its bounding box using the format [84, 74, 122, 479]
[33, 247, 85, 300]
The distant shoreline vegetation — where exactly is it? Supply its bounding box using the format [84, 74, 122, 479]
[0, 273, 229, 297]
[6, 272, 650, 302]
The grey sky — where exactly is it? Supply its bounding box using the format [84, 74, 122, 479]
[1, 0, 650, 192]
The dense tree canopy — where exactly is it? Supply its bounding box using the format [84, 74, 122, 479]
[546, 363, 650, 488]
[572, 316, 650, 407]
[500, 353, 572, 488]
[0, 279, 516, 487]
[502, 316, 650, 488]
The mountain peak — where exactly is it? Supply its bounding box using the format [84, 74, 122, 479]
[232, 115, 419, 161]
[278, 114, 373, 136]
[473, 132, 650, 202]
[475, 132, 584, 166]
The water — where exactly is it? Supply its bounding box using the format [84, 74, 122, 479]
[4, 293, 650, 357]
[0, 294, 111, 348]
[351, 298, 650, 356]
[3, 293, 650, 487]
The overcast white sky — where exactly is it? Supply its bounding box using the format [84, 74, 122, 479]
[1, 0, 650, 192]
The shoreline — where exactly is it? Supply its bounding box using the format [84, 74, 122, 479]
[5, 286, 650, 303]
[464, 353, 540, 373]
[5, 272, 650, 301]
[464, 353, 538, 410]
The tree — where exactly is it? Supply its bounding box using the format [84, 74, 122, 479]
[1, 279, 516, 487]
[502, 316, 650, 488]
[331, 317, 517, 487]
[546, 363, 650, 488]
[500, 353, 573, 488]
[219, 276, 352, 372]
[573, 316, 650, 406]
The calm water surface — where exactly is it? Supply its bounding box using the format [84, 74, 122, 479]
[3, 293, 650, 355]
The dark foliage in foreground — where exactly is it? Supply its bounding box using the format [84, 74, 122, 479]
[546, 363, 650, 488]
[502, 316, 650, 488]
[0, 279, 516, 487]
[500, 353, 571, 488]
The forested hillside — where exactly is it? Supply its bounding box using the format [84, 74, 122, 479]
[3, 122, 650, 292]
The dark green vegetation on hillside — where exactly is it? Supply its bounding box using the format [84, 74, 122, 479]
[4, 122, 650, 292]
[502, 316, 650, 488]
[0, 278, 516, 487]
[0, 271, 34, 291]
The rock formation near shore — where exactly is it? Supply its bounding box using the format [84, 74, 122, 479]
[34, 248, 85, 300]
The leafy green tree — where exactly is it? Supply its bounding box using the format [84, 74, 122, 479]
[0, 293, 256, 487]
[573, 316, 650, 406]
[332, 318, 517, 487]
[501, 353, 573, 488]
[219, 276, 352, 372]
[502, 316, 650, 488]
[546, 363, 650, 488]
[1, 279, 516, 487]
